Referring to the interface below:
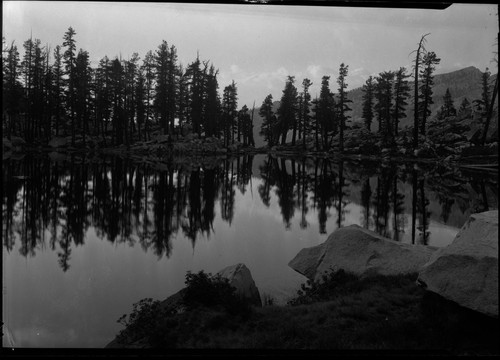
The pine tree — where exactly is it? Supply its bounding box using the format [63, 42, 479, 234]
[3, 42, 22, 139]
[204, 64, 220, 138]
[259, 94, 275, 147]
[52, 45, 64, 136]
[154, 41, 170, 136]
[110, 57, 124, 145]
[317, 76, 335, 150]
[277, 76, 298, 145]
[301, 78, 312, 149]
[374, 71, 394, 141]
[142, 51, 155, 141]
[480, 68, 491, 114]
[437, 88, 456, 120]
[135, 65, 146, 140]
[74, 48, 91, 145]
[62, 27, 77, 145]
[392, 67, 410, 137]
[361, 76, 374, 131]
[222, 81, 237, 146]
[418, 51, 440, 135]
[411, 33, 429, 148]
[336, 63, 352, 152]
[238, 105, 251, 146]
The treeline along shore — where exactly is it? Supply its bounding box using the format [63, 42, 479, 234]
[2, 29, 498, 163]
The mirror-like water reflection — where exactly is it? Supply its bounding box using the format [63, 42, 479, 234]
[2, 154, 497, 347]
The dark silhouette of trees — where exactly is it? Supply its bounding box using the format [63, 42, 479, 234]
[300, 78, 312, 149]
[222, 81, 238, 146]
[259, 94, 276, 147]
[392, 67, 411, 137]
[361, 76, 374, 132]
[374, 71, 395, 143]
[437, 88, 457, 120]
[63, 27, 77, 146]
[142, 51, 155, 140]
[336, 63, 352, 152]
[316, 76, 336, 150]
[52, 45, 64, 136]
[238, 105, 252, 145]
[277, 76, 299, 145]
[204, 64, 221, 138]
[480, 67, 498, 145]
[74, 49, 91, 145]
[3, 41, 22, 139]
[418, 51, 440, 135]
[154, 41, 174, 136]
[2, 27, 240, 147]
[410, 33, 429, 149]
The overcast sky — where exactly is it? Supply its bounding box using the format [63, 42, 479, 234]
[3, 1, 498, 108]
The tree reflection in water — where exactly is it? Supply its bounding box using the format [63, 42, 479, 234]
[2, 154, 497, 271]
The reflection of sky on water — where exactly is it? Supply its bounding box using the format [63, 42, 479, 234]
[3, 158, 495, 348]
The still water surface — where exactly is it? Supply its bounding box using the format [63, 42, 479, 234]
[2, 153, 497, 347]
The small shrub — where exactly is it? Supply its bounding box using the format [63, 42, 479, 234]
[182, 270, 253, 316]
[116, 298, 171, 345]
[288, 267, 359, 306]
[262, 293, 276, 307]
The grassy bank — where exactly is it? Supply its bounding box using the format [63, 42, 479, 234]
[109, 269, 499, 354]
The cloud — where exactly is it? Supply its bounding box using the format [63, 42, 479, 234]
[307, 64, 322, 78]
[230, 64, 241, 74]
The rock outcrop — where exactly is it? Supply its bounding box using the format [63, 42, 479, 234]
[217, 263, 262, 307]
[288, 225, 437, 281]
[417, 211, 498, 318]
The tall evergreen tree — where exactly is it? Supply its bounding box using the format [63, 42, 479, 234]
[299, 78, 312, 149]
[480, 68, 491, 114]
[374, 71, 394, 140]
[259, 94, 276, 147]
[361, 75, 374, 131]
[317, 76, 335, 150]
[418, 51, 440, 135]
[411, 33, 429, 148]
[52, 45, 64, 136]
[142, 51, 155, 140]
[437, 88, 456, 120]
[154, 41, 171, 136]
[392, 67, 410, 137]
[221, 81, 237, 146]
[186, 54, 204, 137]
[74, 48, 91, 144]
[62, 27, 77, 145]
[3, 42, 22, 139]
[110, 57, 124, 145]
[277, 75, 298, 145]
[204, 64, 220, 138]
[336, 63, 352, 152]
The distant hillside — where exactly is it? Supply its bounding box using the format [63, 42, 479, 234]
[251, 66, 498, 146]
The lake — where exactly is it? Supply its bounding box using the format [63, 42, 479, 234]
[2, 153, 498, 348]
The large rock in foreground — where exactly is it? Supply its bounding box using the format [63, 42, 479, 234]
[417, 211, 498, 318]
[217, 263, 262, 307]
[288, 225, 437, 281]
